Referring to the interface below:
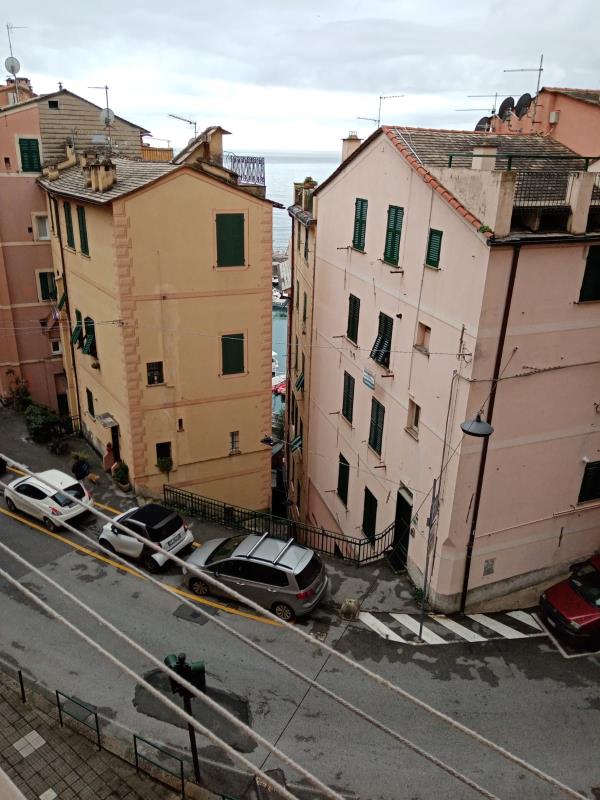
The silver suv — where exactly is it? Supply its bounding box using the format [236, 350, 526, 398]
[181, 532, 327, 621]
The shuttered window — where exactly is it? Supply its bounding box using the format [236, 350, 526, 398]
[579, 246, 600, 302]
[362, 487, 377, 542]
[578, 461, 600, 503]
[370, 312, 393, 368]
[18, 138, 41, 172]
[216, 213, 245, 267]
[337, 454, 350, 505]
[52, 198, 60, 236]
[304, 227, 309, 260]
[82, 317, 97, 357]
[222, 332, 245, 374]
[352, 198, 368, 250]
[346, 294, 360, 343]
[64, 202, 75, 249]
[71, 309, 84, 347]
[77, 206, 89, 255]
[39, 272, 57, 301]
[342, 371, 355, 423]
[302, 291, 307, 323]
[426, 228, 443, 268]
[383, 205, 404, 264]
[368, 398, 385, 454]
[86, 388, 95, 418]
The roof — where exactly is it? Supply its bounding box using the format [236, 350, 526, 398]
[543, 87, 600, 107]
[172, 126, 232, 164]
[38, 158, 178, 204]
[288, 204, 316, 226]
[129, 503, 175, 526]
[232, 534, 310, 571]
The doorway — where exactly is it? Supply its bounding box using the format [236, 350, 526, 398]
[110, 424, 121, 463]
[389, 488, 412, 571]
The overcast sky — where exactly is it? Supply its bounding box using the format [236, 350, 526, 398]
[6, 0, 600, 152]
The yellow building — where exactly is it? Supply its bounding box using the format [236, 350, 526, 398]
[39, 131, 274, 509]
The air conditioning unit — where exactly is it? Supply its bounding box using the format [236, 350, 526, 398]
[549, 110, 560, 124]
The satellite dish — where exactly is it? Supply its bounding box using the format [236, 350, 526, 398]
[498, 96, 515, 121]
[99, 107, 115, 127]
[5, 56, 20, 76]
[475, 116, 491, 132]
[515, 93, 532, 119]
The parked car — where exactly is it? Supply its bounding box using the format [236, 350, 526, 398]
[539, 556, 600, 647]
[181, 532, 328, 621]
[4, 469, 92, 531]
[99, 503, 194, 573]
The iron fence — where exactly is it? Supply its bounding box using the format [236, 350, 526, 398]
[134, 734, 185, 798]
[164, 485, 395, 566]
[513, 171, 574, 207]
[56, 690, 101, 750]
[591, 173, 600, 206]
[223, 153, 265, 186]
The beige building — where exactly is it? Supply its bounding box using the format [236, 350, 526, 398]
[39, 129, 274, 508]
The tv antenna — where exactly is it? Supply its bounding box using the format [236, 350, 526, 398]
[503, 53, 543, 124]
[168, 114, 197, 139]
[89, 84, 114, 151]
[357, 93, 404, 128]
[5, 23, 27, 102]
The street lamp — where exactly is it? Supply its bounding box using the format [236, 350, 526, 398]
[460, 413, 494, 438]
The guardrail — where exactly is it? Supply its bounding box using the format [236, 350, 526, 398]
[134, 734, 185, 798]
[55, 690, 101, 750]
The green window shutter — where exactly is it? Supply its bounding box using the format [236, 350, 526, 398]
[19, 138, 41, 172]
[342, 371, 355, 423]
[383, 205, 404, 264]
[337, 454, 350, 505]
[64, 203, 75, 248]
[368, 397, 385, 454]
[579, 246, 600, 302]
[578, 461, 600, 502]
[77, 206, 89, 255]
[352, 198, 368, 250]
[346, 294, 360, 343]
[70, 323, 82, 345]
[56, 291, 67, 311]
[362, 487, 378, 542]
[82, 318, 96, 356]
[216, 213, 245, 267]
[426, 228, 443, 268]
[222, 332, 245, 374]
[71, 309, 83, 347]
[370, 313, 393, 367]
[39, 272, 56, 301]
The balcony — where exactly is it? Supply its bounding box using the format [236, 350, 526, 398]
[222, 152, 265, 186]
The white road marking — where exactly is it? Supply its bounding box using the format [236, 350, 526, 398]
[358, 612, 407, 643]
[430, 615, 487, 643]
[466, 613, 528, 639]
[506, 610, 542, 630]
[390, 613, 447, 644]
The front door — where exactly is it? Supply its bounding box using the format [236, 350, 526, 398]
[110, 424, 121, 463]
[389, 489, 412, 571]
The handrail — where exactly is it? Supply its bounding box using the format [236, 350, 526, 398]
[447, 152, 596, 170]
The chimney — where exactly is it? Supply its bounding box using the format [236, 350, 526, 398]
[89, 157, 117, 192]
[342, 131, 362, 161]
[301, 177, 317, 212]
[472, 145, 497, 170]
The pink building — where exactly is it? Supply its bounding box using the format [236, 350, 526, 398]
[0, 82, 147, 412]
[295, 127, 600, 611]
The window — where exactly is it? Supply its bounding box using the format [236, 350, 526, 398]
[86, 388, 94, 417]
[383, 205, 404, 264]
[77, 205, 89, 255]
[38, 272, 57, 301]
[407, 399, 421, 438]
[297, 221, 301, 251]
[82, 317, 97, 357]
[35, 215, 50, 241]
[147, 361, 164, 385]
[342, 372, 355, 423]
[579, 461, 600, 503]
[216, 213, 245, 267]
[156, 441, 172, 461]
[4, 157, 10, 170]
[230, 431, 240, 453]
[16, 483, 47, 500]
[48, 99, 59, 110]
[71, 309, 84, 348]
[221, 332, 245, 375]
[294, 336, 299, 370]
[346, 294, 360, 343]
[579, 246, 600, 302]
[178, 418, 184, 431]
[425, 228, 443, 268]
[337, 454, 350, 506]
[18, 138, 41, 172]
[302, 291, 307, 324]
[304, 227, 309, 260]
[64, 202, 75, 248]
[415, 322, 431, 354]
[353, 198, 368, 250]
[50, 339, 61, 355]
[362, 487, 377, 542]
[296, 279, 299, 309]
[52, 199, 59, 236]
[370, 313, 393, 368]
[368, 398, 385, 454]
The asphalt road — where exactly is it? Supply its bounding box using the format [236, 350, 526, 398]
[0, 505, 599, 800]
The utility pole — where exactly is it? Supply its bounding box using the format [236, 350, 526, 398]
[418, 478, 438, 641]
[164, 652, 206, 783]
[504, 53, 544, 124]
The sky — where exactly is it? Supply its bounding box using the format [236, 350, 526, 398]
[5, 0, 600, 153]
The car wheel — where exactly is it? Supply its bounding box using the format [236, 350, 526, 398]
[5, 497, 16, 512]
[189, 577, 209, 596]
[142, 553, 160, 574]
[273, 602, 295, 622]
[100, 541, 116, 555]
[43, 516, 58, 532]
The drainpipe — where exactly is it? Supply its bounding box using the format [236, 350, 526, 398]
[284, 221, 295, 514]
[459, 243, 521, 612]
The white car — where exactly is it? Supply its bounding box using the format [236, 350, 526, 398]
[4, 469, 92, 531]
[99, 503, 194, 572]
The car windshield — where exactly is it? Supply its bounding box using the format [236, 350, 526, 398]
[52, 491, 75, 508]
[206, 535, 246, 565]
[296, 553, 322, 589]
[64, 482, 85, 500]
[569, 564, 600, 608]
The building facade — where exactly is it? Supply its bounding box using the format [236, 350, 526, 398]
[301, 126, 600, 611]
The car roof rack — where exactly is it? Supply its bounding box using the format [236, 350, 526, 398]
[244, 531, 270, 559]
[273, 538, 295, 564]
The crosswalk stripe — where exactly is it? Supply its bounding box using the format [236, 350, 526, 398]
[430, 615, 487, 642]
[466, 613, 528, 639]
[506, 610, 541, 630]
[358, 612, 407, 643]
[390, 613, 447, 644]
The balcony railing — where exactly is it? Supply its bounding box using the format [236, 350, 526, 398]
[513, 171, 574, 207]
[591, 173, 600, 206]
[223, 152, 265, 186]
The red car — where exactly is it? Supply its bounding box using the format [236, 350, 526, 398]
[539, 556, 600, 646]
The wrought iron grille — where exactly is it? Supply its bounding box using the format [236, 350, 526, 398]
[591, 173, 600, 206]
[223, 153, 265, 186]
[513, 171, 574, 207]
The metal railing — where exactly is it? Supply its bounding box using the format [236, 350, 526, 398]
[223, 153, 265, 186]
[513, 171, 574, 207]
[163, 485, 395, 565]
[134, 734, 185, 798]
[56, 690, 101, 750]
[447, 152, 593, 170]
[591, 173, 600, 206]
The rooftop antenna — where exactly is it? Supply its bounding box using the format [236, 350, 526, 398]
[5, 23, 27, 102]
[357, 93, 404, 128]
[88, 84, 114, 152]
[168, 113, 197, 139]
[503, 53, 543, 124]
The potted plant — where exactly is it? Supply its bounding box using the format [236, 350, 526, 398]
[112, 460, 131, 492]
[157, 456, 173, 476]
